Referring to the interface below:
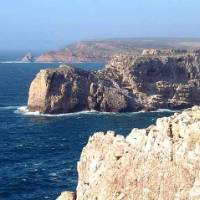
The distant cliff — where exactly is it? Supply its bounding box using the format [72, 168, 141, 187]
[36, 40, 139, 63]
[57, 106, 200, 200]
[35, 38, 200, 63]
[28, 51, 200, 114]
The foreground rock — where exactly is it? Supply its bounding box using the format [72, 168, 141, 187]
[57, 106, 200, 200]
[56, 192, 76, 200]
[28, 51, 200, 114]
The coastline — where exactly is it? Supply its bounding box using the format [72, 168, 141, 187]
[56, 106, 200, 200]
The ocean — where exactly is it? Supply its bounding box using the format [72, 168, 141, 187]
[0, 62, 175, 200]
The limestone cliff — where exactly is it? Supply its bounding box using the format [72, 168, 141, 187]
[57, 106, 200, 200]
[28, 52, 200, 114]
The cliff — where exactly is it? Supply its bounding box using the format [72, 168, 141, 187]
[28, 52, 200, 114]
[35, 38, 200, 63]
[57, 106, 200, 200]
[35, 40, 139, 63]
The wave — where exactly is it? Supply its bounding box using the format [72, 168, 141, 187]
[152, 109, 180, 113]
[0, 61, 27, 64]
[0, 106, 18, 110]
[15, 106, 139, 117]
[15, 106, 102, 117]
[0, 105, 178, 116]
[14, 106, 178, 117]
[0, 61, 64, 64]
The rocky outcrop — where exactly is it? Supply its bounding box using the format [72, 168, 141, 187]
[28, 52, 200, 114]
[57, 106, 200, 200]
[142, 48, 188, 56]
[21, 52, 35, 62]
[28, 66, 92, 113]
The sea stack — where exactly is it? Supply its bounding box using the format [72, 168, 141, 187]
[28, 50, 200, 114]
[21, 52, 35, 62]
[57, 106, 200, 200]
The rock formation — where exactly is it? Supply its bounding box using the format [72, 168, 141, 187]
[56, 192, 76, 200]
[57, 106, 200, 200]
[28, 52, 200, 114]
[21, 52, 35, 62]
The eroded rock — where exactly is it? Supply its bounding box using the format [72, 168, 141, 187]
[56, 192, 76, 200]
[28, 53, 200, 114]
[57, 106, 200, 200]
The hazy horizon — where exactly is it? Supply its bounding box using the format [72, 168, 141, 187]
[1, 0, 200, 51]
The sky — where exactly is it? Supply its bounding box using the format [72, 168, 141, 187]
[0, 0, 200, 52]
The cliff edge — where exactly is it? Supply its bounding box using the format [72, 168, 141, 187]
[57, 106, 200, 200]
[28, 52, 200, 114]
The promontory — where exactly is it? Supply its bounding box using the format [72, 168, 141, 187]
[28, 50, 200, 114]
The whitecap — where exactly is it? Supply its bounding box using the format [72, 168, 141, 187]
[0, 61, 27, 64]
[151, 109, 179, 113]
[49, 172, 57, 177]
[15, 106, 41, 116]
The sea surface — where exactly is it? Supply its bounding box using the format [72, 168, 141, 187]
[0, 62, 175, 200]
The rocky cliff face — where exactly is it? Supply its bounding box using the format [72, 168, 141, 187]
[57, 106, 200, 200]
[28, 52, 200, 114]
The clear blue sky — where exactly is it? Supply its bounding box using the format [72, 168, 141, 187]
[0, 0, 200, 51]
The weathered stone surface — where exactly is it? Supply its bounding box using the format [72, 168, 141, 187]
[28, 66, 91, 113]
[58, 106, 200, 200]
[28, 52, 200, 114]
[56, 191, 76, 200]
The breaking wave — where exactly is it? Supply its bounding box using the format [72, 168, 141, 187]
[14, 106, 99, 117]
[13, 106, 177, 117]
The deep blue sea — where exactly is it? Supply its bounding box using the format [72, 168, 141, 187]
[0, 62, 175, 200]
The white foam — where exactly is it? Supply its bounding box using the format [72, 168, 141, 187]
[15, 106, 40, 115]
[0, 61, 26, 64]
[14, 106, 178, 117]
[15, 106, 102, 117]
[0, 106, 18, 110]
[152, 109, 179, 113]
[0, 61, 63, 64]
